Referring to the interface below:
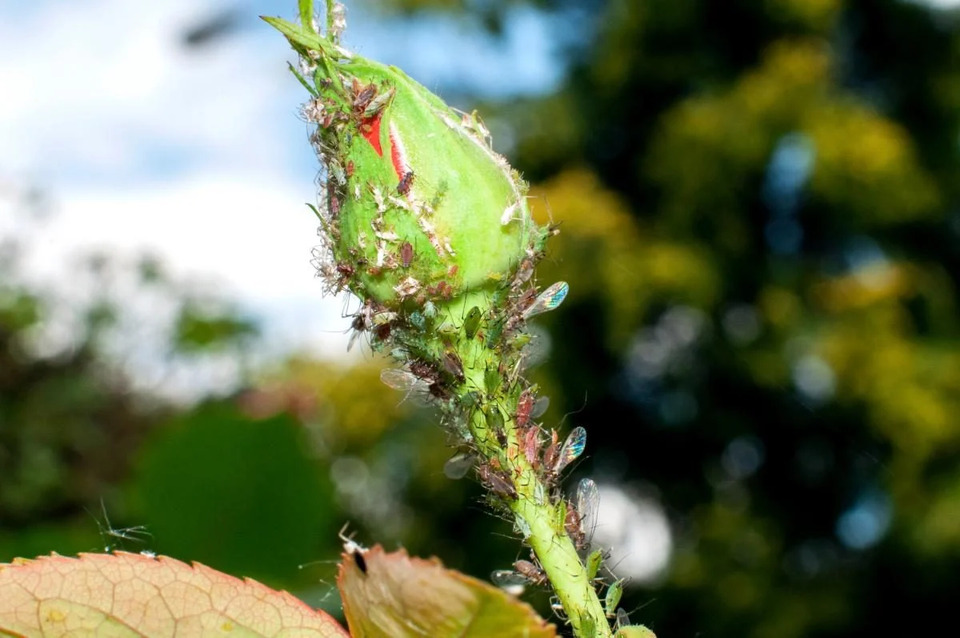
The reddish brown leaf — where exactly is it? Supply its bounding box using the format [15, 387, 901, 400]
[338, 545, 557, 638]
[0, 552, 349, 637]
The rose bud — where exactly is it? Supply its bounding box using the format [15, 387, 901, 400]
[264, 8, 548, 309]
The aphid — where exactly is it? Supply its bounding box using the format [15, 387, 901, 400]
[484, 366, 501, 395]
[485, 316, 505, 347]
[491, 569, 526, 595]
[347, 314, 367, 351]
[554, 498, 567, 533]
[443, 451, 475, 480]
[352, 82, 377, 114]
[521, 426, 541, 467]
[500, 202, 519, 226]
[461, 390, 480, 408]
[339, 524, 368, 575]
[512, 258, 535, 290]
[409, 311, 426, 331]
[514, 559, 547, 586]
[486, 405, 505, 433]
[477, 464, 517, 499]
[586, 548, 604, 581]
[327, 182, 342, 217]
[605, 580, 624, 618]
[400, 241, 414, 268]
[336, 261, 354, 281]
[515, 389, 536, 428]
[397, 170, 415, 195]
[442, 350, 465, 382]
[379, 368, 431, 405]
[554, 426, 587, 475]
[542, 431, 560, 475]
[327, 157, 347, 185]
[409, 359, 439, 384]
[463, 306, 482, 340]
[92, 500, 151, 552]
[487, 408, 507, 447]
[578, 614, 597, 638]
[575, 478, 600, 550]
[362, 86, 395, 119]
[522, 281, 570, 320]
[565, 501, 585, 549]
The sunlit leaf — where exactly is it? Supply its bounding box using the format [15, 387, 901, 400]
[0, 551, 349, 637]
[338, 545, 557, 638]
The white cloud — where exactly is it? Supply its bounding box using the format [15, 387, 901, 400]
[0, 0, 353, 368]
[0, 0, 566, 390]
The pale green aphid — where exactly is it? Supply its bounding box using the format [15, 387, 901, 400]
[605, 579, 624, 617]
[586, 548, 605, 580]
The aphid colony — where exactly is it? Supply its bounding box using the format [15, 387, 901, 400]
[276, 6, 634, 633]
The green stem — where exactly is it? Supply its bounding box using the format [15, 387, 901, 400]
[513, 491, 610, 638]
[449, 293, 612, 638]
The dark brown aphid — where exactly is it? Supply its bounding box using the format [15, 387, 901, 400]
[514, 559, 547, 586]
[346, 161, 355, 178]
[373, 322, 391, 341]
[478, 464, 517, 500]
[400, 241, 414, 268]
[442, 350, 465, 382]
[336, 262, 354, 281]
[352, 82, 377, 114]
[347, 314, 368, 352]
[428, 381, 450, 400]
[397, 170, 415, 195]
[409, 359, 438, 383]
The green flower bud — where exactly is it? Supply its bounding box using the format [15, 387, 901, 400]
[265, 8, 546, 308]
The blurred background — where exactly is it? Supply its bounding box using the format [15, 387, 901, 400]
[3, 0, 960, 635]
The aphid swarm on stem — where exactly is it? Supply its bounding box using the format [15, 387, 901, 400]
[263, 2, 654, 636]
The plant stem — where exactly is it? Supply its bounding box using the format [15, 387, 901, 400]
[451, 296, 612, 638]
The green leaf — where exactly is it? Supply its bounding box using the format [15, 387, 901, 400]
[135, 405, 335, 581]
[338, 545, 557, 638]
[299, 0, 316, 34]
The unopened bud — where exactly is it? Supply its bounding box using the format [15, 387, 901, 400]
[265, 7, 546, 308]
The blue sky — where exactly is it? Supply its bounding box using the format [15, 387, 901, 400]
[0, 0, 566, 391]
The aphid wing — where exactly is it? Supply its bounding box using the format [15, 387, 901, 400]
[576, 478, 600, 547]
[555, 426, 587, 473]
[380, 368, 416, 391]
[522, 281, 570, 319]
